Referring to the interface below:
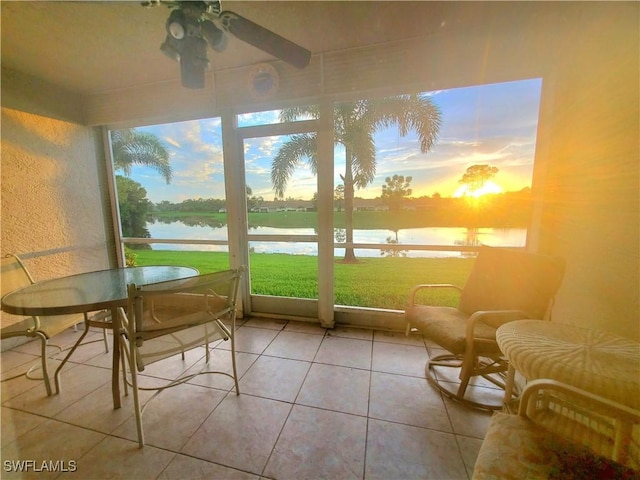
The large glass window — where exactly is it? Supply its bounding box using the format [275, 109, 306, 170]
[107, 78, 543, 318]
[108, 117, 229, 271]
[332, 78, 543, 310]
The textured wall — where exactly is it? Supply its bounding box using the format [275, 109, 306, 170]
[1, 107, 112, 339]
[538, 4, 639, 340]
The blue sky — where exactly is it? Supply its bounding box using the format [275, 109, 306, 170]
[128, 78, 542, 204]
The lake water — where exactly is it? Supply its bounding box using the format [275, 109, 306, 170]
[146, 220, 527, 258]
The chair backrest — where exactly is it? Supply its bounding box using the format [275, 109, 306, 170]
[126, 267, 244, 370]
[1, 254, 35, 297]
[458, 246, 565, 319]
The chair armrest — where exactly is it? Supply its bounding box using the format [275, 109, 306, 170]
[465, 309, 528, 340]
[518, 379, 640, 466]
[408, 284, 462, 306]
[467, 309, 529, 329]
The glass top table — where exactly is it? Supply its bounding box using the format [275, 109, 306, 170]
[1, 265, 199, 408]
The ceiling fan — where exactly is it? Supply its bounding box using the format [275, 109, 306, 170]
[142, 0, 311, 89]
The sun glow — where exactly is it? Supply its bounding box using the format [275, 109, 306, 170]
[453, 181, 503, 198]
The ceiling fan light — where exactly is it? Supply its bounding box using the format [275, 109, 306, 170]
[168, 21, 185, 40]
[166, 9, 186, 40]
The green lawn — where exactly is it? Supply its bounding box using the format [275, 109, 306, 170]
[130, 250, 475, 310]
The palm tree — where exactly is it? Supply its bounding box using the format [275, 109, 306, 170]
[111, 129, 172, 184]
[271, 95, 441, 262]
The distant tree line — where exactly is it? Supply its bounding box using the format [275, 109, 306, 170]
[155, 198, 226, 213]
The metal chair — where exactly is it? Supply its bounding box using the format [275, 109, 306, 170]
[118, 267, 245, 447]
[0, 254, 84, 395]
[405, 246, 565, 410]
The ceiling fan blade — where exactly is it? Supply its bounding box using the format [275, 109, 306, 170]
[220, 11, 311, 69]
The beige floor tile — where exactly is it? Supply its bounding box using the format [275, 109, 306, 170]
[456, 434, 484, 478]
[113, 383, 227, 450]
[238, 356, 310, 402]
[365, 419, 468, 480]
[0, 350, 52, 400]
[243, 318, 287, 331]
[1, 316, 476, 480]
[39, 326, 92, 351]
[283, 320, 327, 335]
[3, 364, 110, 418]
[182, 394, 292, 475]
[373, 330, 426, 347]
[1, 419, 105, 480]
[296, 363, 370, 416]
[158, 454, 260, 480]
[186, 350, 258, 391]
[314, 335, 372, 369]
[82, 348, 118, 369]
[434, 376, 504, 410]
[444, 396, 493, 439]
[327, 326, 373, 341]
[369, 371, 452, 432]
[371, 342, 428, 377]
[1, 407, 48, 447]
[1, 349, 40, 373]
[1, 371, 43, 403]
[263, 331, 324, 361]
[74, 435, 175, 479]
[56, 335, 111, 365]
[431, 362, 506, 389]
[218, 326, 280, 355]
[54, 382, 149, 434]
[264, 405, 367, 480]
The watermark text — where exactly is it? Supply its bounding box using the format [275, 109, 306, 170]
[4, 460, 77, 473]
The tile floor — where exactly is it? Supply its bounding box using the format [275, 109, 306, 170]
[1, 318, 499, 479]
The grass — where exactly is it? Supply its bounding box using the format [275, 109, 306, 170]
[130, 250, 475, 310]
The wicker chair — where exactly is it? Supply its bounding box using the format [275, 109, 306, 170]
[118, 267, 244, 447]
[405, 246, 565, 410]
[473, 379, 640, 478]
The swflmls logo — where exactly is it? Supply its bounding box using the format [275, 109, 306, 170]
[4, 460, 78, 472]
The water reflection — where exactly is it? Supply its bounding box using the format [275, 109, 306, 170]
[146, 220, 526, 257]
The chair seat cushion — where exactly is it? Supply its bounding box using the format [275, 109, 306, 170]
[473, 412, 638, 479]
[405, 305, 501, 355]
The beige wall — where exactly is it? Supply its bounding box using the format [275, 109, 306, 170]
[538, 5, 639, 340]
[1, 108, 112, 283]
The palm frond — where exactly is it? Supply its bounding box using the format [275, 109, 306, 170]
[367, 94, 442, 152]
[112, 129, 173, 184]
[270, 133, 318, 197]
[279, 106, 320, 123]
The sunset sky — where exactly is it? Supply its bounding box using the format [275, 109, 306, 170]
[127, 78, 542, 204]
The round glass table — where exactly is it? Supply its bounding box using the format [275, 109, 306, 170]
[496, 320, 640, 410]
[1, 265, 198, 408]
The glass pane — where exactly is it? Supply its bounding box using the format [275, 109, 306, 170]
[126, 245, 230, 273]
[249, 245, 318, 299]
[333, 249, 476, 310]
[332, 78, 542, 309]
[108, 117, 228, 267]
[244, 132, 318, 300]
[237, 108, 317, 127]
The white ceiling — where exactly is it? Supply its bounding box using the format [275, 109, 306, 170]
[1, 1, 474, 96]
